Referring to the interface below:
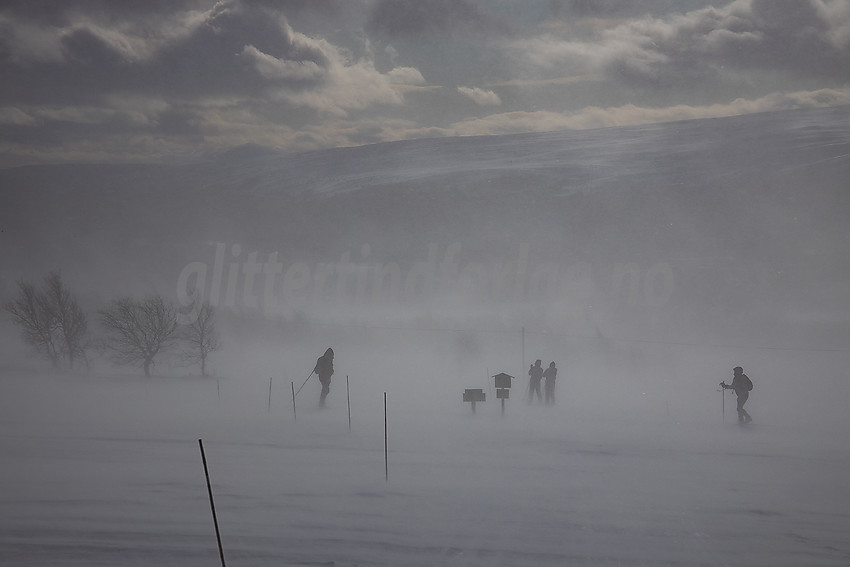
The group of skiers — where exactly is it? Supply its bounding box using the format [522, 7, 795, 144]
[306, 347, 753, 423]
[527, 359, 558, 405]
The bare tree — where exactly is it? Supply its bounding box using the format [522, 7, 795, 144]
[180, 299, 221, 376]
[4, 281, 61, 367]
[100, 296, 179, 377]
[44, 272, 89, 368]
[3, 272, 88, 369]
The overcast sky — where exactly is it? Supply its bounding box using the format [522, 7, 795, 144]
[1, 0, 849, 165]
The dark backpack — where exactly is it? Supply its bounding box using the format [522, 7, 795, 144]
[742, 374, 753, 391]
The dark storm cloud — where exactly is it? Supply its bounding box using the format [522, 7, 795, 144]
[2, 0, 850, 164]
[150, 3, 331, 97]
[0, 0, 349, 31]
[0, 1, 332, 104]
[0, 0, 419, 116]
[726, 0, 849, 77]
[0, 0, 339, 23]
[624, 0, 850, 83]
[367, 0, 512, 39]
[549, 0, 633, 18]
[0, 0, 216, 32]
[516, 0, 850, 89]
[0, 0, 426, 162]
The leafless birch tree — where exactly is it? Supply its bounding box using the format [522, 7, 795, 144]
[100, 296, 178, 377]
[180, 299, 221, 376]
[4, 272, 88, 369]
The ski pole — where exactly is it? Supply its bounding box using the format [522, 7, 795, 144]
[294, 370, 315, 397]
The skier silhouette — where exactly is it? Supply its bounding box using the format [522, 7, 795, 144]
[314, 348, 335, 407]
[528, 360, 544, 403]
[721, 366, 752, 423]
[543, 361, 557, 405]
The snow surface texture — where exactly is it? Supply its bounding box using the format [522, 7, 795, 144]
[1, 370, 848, 567]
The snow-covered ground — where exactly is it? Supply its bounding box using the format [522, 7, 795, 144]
[2, 368, 848, 567]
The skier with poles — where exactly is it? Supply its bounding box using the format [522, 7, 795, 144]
[720, 366, 753, 423]
[314, 347, 335, 408]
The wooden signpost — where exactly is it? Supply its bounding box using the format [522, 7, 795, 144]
[463, 388, 486, 414]
[493, 372, 514, 416]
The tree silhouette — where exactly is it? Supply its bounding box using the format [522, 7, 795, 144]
[43, 272, 89, 368]
[100, 296, 178, 377]
[4, 272, 88, 369]
[180, 299, 221, 376]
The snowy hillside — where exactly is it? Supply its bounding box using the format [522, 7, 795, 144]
[2, 106, 849, 347]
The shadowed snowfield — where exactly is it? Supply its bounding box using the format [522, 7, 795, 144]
[1, 362, 848, 567]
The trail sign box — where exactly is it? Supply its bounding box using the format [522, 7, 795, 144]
[493, 373, 513, 389]
[463, 389, 486, 402]
[463, 388, 485, 414]
[492, 372, 514, 415]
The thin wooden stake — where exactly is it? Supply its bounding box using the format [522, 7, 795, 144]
[268, 377, 272, 412]
[521, 326, 525, 374]
[384, 392, 388, 482]
[291, 381, 297, 422]
[346, 375, 351, 432]
[198, 439, 226, 567]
